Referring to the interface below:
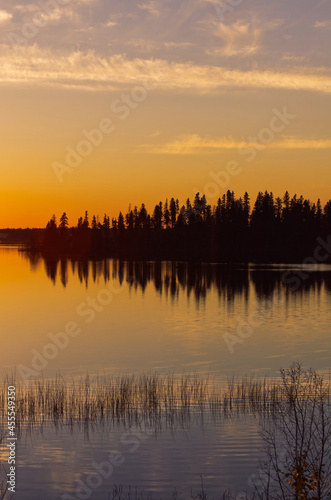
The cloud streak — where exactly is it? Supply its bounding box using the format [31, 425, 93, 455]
[210, 20, 261, 57]
[0, 10, 12, 23]
[1, 45, 331, 95]
[143, 134, 331, 154]
[137, 1, 161, 17]
[314, 20, 331, 28]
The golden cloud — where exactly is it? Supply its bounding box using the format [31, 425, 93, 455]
[143, 134, 331, 154]
[1, 45, 331, 95]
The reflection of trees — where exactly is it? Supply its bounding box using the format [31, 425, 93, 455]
[250, 269, 284, 301]
[26, 251, 41, 272]
[22, 253, 331, 304]
[44, 257, 58, 285]
[324, 272, 331, 294]
[60, 259, 68, 288]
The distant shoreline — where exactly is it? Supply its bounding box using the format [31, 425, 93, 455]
[2, 228, 331, 264]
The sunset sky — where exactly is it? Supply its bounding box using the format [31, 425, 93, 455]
[0, 0, 330, 227]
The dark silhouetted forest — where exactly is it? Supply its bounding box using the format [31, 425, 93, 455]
[26, 190, 331, 262]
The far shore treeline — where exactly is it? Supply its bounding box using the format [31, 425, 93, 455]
[3, 190, 331, 262]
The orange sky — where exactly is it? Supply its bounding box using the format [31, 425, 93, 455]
[0, 0, 330, 227]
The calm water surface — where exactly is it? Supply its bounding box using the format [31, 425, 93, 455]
[1, 246, 331, 499]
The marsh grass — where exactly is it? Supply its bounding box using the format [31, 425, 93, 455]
[1, 365, 331, 499]
[109, 482, 253, 500]
[0, 372, 323, 433]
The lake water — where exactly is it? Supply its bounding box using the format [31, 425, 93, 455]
[1, 246, 331, 499]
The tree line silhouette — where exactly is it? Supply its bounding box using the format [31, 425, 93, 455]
[32, 190, 331, 262]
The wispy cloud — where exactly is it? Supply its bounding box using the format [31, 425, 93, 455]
[125, 38, 160, 51]
[277, 138, 331, 149]
[206, 17, 284, 58]
[145, 134, 240, 154]
[150, 130, 161, 137]
[125, 39, 195, 52]
[314, 20, 331, 28]
[14, 5, 37, 12]
[1, 46, 331, 95]
[13, 0, 96, 23]
[163, 41, 195, 48]
[137, 1, 161, 18]
[282, 55, 307, 62]
[143, 134, 331, 154]
[13, 3, 75, 23]
[0, 10, 12, 23]
[104, 21, 118, 27]
[210, 20, 261, 57]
